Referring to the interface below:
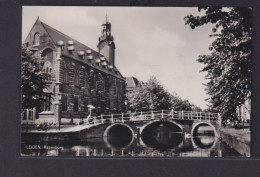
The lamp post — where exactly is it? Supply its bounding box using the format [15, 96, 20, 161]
[124, 100, 128, 112]
[87, 105, 95, 123]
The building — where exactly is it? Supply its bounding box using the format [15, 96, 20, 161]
[22, 17, 126, 124]
[125, 76, 144, 92]
[236, 98, 251, 121]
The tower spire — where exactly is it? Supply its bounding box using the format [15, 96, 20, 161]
[106, 12, 108, 23]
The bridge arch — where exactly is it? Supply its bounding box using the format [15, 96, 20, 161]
[191, 122, 218, 137]
[103, 123, 134, 149]
[139, 119, 184, 135]
[140, 120, 184, 150]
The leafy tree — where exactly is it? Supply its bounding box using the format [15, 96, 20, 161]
[170, 92, 192, 111]
[184, 7, 252, 120]
[190, 104, 202, 112]
[126, 76, 198, 112]
[21, 46, 50, 111]
[126, 76, 173, 111]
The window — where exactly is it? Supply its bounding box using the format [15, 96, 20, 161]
[75, 69, 79, 86]
[22, 110, 26, 120]
[41, 94, 52, 111]
[79, 68, 84, 87]
[42, 61, 53, 81]
[68, 64, 75, 85]
[73, 96, 79, 112]
[34, 33, 40, 45]
[62, 62, 69, 83]
[62, 94, 68, 111]
[85, 71, 88, 88]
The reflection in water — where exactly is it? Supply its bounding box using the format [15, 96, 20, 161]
[21, 124, 242, 157]
[192, 136, 216, 149]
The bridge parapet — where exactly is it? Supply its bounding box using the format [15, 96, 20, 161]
[84, 110, 221, 125]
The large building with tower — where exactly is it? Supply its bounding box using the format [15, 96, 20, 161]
[22, 17, 126, 124]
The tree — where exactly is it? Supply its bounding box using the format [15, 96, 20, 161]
[21, 46, 50, 111]
[126, 76, 197, 112]
[126, 76, 173, 112]
[184, 7, 252, 120]
[170, 92, 192, 111]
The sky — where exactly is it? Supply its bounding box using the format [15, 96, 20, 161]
[22, 6, 216, 109]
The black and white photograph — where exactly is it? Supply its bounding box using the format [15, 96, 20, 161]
[21, 6, 252, 157]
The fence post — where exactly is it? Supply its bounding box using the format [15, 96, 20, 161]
[172, 109, 173, 119]
[151, 111, 154, 119]
[162, 110, 164, 119]
[101, 114, 103, 123]
[191, 111, 193, 120]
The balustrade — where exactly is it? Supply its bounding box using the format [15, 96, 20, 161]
[83, 110, 219, 125]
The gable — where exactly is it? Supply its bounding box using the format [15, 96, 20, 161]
[23, 18, 55, 50]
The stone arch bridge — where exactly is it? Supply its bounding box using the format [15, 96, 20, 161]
[74, 110, 222, 140]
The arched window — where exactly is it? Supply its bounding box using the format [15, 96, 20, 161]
[42, 61, 53, 81]
[34, 33, 40, 45]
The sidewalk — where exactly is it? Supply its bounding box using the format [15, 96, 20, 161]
[22, 122, 102, 133]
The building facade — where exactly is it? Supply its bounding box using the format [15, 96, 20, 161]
[23, 17, 126, 124]
[236, 98, 251, 121]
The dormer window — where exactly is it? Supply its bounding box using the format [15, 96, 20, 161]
[87, 55, 93, 60]
[33, 33, 40, 45]
[78, 51, 85, 59]
[101, 61, 107, 68]
[108, 65, 113, 71]
[67, 40, 74, 54]
[57, 41, 65, 50]
[95, 58, 101, 65]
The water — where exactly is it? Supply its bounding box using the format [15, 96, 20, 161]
[21, 125, 241, 157]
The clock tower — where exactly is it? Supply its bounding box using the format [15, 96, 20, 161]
[97, 17, 116, 66]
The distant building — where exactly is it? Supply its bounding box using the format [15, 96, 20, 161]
[22, 17, 126, 124]
[125, 76, 144, 92]
[236, 98, 251, 121]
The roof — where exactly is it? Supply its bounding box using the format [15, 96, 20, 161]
[126, 77, 142, 88]
[39, 20, 124, 80]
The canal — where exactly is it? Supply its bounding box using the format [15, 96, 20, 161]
[21, 125, 241, 157]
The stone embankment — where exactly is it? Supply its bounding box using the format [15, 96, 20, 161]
[220, 128, 250, 157]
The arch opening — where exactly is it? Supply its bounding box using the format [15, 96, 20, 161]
[104, 124, 133, 148]
[141, 121, 183, 150]
[192, 123, 216, 136]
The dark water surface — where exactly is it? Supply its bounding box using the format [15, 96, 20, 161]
[21, 126, 241, 157]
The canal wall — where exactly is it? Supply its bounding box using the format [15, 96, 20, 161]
[220, 128, 250, 157]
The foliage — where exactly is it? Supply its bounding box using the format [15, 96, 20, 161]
[126, 76, 200, 112]
[126, 77, 172, 111]
[170, 92, 192, 111]
[184, 7, 252, 119]
[21, 46, 50, 110]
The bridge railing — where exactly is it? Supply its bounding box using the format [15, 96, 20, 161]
[85, 110, 220, 125]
